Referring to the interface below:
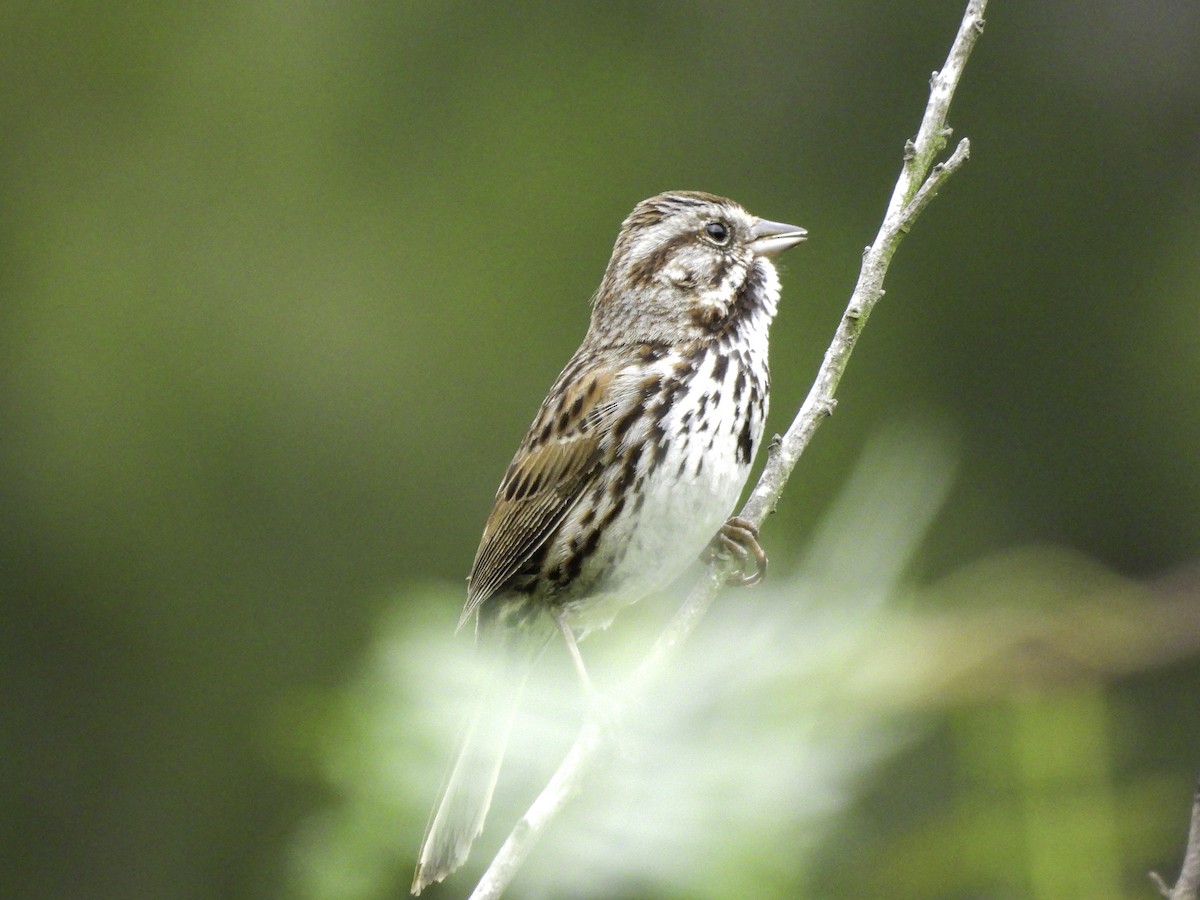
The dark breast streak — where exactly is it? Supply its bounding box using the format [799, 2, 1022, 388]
[483, 267, 774, 631]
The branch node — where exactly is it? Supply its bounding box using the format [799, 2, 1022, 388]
[1149, 871, 1172, 898]
[768, 433, 783, 454]
[903, 139, 917, 161]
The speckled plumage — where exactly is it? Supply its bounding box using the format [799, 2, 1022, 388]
[413, 192, 805, 894]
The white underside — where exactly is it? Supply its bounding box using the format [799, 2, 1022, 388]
[562, 322, 770, 637]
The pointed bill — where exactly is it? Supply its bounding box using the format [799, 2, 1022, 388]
[747, 218, 807, 256]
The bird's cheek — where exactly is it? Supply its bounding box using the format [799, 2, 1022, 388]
[689, 292, 730, 330]
[661, 259, 691, 285]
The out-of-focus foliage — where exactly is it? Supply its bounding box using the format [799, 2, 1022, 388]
[2, 3, 1198, 899]
[289, 426, 952, 900]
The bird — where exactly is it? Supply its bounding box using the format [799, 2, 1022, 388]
[412, 191, 806, 894]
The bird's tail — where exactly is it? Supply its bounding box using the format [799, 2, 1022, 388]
[411, 630, 535, 895]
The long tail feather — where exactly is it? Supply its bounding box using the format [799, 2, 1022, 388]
[412, 631, 534, 894]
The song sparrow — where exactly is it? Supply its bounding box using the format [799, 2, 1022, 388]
[412, 191, 806, 894]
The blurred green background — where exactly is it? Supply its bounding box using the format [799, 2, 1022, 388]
[4, 2, 1199, 898]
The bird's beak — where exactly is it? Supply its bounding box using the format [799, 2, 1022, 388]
[748, 218, 807, 256]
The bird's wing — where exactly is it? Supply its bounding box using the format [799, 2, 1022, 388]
[461, 349, 647, 626]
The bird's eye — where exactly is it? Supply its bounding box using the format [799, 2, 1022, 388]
[704, 221, 730, 245]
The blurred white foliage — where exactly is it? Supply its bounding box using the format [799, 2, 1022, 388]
[288, 421, 958, 899]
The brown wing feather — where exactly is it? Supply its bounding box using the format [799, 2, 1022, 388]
[461, 354, 627, 625]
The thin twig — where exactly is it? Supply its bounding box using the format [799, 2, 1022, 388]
[741, 0, 986, 529]
[1151, 778, 1200, 900]
[469, 2, 987, 896]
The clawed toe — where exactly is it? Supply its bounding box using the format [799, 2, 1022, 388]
[708, 516, 767, 587]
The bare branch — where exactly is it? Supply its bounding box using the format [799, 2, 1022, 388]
[1151, 778, 1200, 900]
[469, 2, 987, 896]
[899, 138, 971, 235]
[741, 0, 986, 529]
[468, 721, 605, 900]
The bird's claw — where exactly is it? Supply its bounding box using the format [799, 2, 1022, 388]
[707, 516, 767, 587]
